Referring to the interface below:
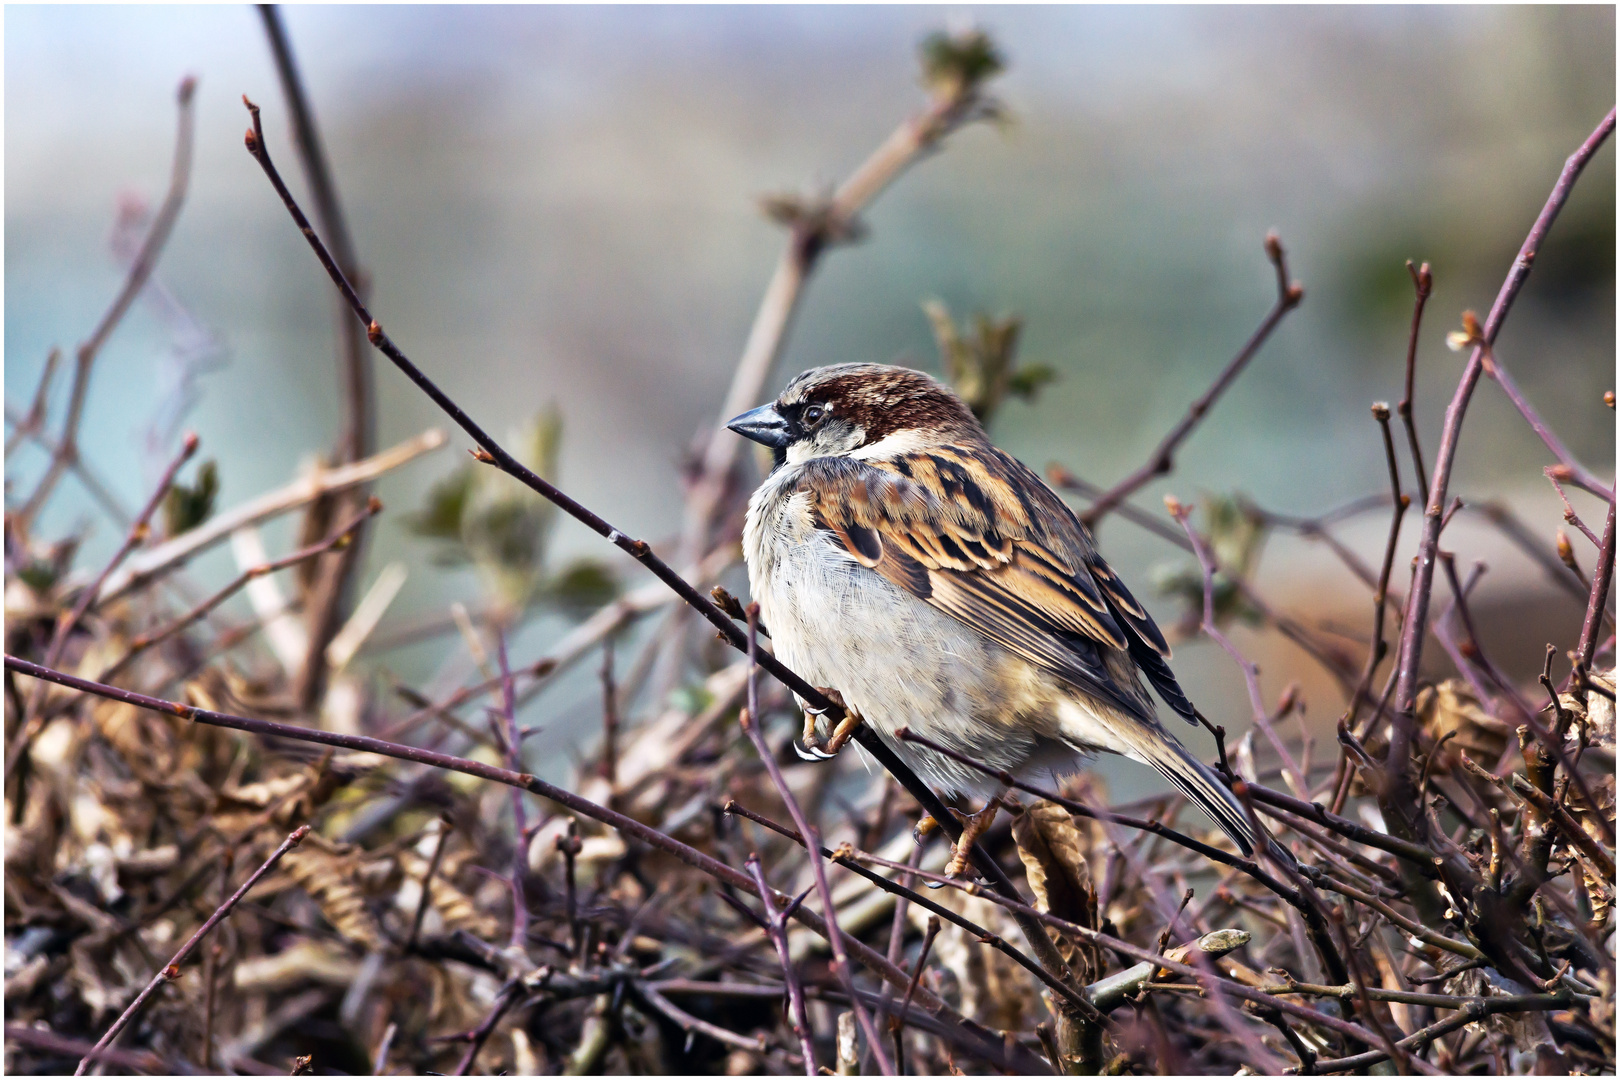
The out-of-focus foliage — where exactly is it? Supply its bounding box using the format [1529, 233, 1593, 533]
[919, 27, 1004, 101]
[925, 300, 1055, 426]
[162, 458, 217, 539]
[407, 408, 616, 616]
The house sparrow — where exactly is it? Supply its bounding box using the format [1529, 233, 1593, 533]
[729, 362, 1259, 867]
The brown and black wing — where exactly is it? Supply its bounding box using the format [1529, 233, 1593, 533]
[1081, 548, 1198, 726]
[798, 452, 1155, 726]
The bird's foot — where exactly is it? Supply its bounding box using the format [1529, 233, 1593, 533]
[912, 802, 1001, 888]
[796, 687, 862, 760]
[943, 800, 1002, 881]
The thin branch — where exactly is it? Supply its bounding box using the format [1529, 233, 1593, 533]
[1399, 260, 1434, 498]
[1307, 994, 1570, 1074]
[406, 818, 453, 953]
[1391, 107, 1614, 772]
[1480, 342, 1614, 503]
[97, 428, 444, 606]
[746, 854, 817, 1076]
[74, 825, 310, 1075]
[20, 77, 197, 524]
[97, 496, 380, 683]
[494, 631, 530, 951]
[1576, 502, 1616, 672]
[258, 4, 378, 711]
[1165, 495, 1308, 797]
[1081, 231, 1304, 528]
[725, 798, 1102, 1024]
[7, 433, 199, 783]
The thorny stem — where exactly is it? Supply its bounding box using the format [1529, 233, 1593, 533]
[740, 607, 894, 1075]
[1081, 231, 1303, 528]
[73, 825, 310, 1075]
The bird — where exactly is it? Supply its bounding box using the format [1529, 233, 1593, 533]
[727, 361, 1261, 873]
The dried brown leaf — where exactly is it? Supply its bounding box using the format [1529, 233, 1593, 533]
[1012, 799, 1101, 982]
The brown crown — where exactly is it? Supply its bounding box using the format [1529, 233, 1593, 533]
[780, 363, 984, 445]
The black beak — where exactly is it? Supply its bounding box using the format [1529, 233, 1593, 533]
[726, 403, 793, 449]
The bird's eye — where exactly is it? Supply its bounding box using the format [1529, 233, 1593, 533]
[803, 405, 825, 426]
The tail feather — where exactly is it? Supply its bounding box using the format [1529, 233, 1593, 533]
[1127, 731, 1258, 858]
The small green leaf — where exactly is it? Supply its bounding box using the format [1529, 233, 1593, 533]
[164, 459, 218, 538]
[919, 28, 1004, 99]
[543, 558, 619, 617]
[408, 466, 475, 543]
[926, 300, 1052, 425]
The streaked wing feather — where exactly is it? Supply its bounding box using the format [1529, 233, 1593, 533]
[800, 455, 1150, 723]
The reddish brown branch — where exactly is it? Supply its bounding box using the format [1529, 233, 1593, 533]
[74, 825, 310, 1075]
[745, 853, 818, 1076]
[1398, 260, 1434, 497]
[1081, 232, 1304, 528]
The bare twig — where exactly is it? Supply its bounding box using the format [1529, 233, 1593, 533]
[4, 654, 1045, 1073]
[20, 77, 197, 524]
[1398, 260, 1434, 497]
[746, 854, 817, 1076]
[97, 429, 444, 606]
[1391, 106, 1614, 769]
[74, 825, 310, 1075]
[258, 4, 378, 712]
[1081, 232, 1304, 527]
[97, 497, 381, 683]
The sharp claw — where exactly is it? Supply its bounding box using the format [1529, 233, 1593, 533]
[809, 745, 835, 760]
[793, 740, 823, 762]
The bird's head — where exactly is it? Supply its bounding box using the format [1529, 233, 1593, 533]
[726, 363, 984, 470]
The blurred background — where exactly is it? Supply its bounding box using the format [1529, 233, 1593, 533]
[7, 6, 1614, 793]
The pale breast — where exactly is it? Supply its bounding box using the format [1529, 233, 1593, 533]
[742, 466, 1073, 799]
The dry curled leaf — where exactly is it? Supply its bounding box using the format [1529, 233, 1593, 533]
[1012, 799, 1102, 983]
[280, 844, 385, 950]
[1411, 679, 1513, 769]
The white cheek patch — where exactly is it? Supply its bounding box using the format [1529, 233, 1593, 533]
[850, 429, 932, 460]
